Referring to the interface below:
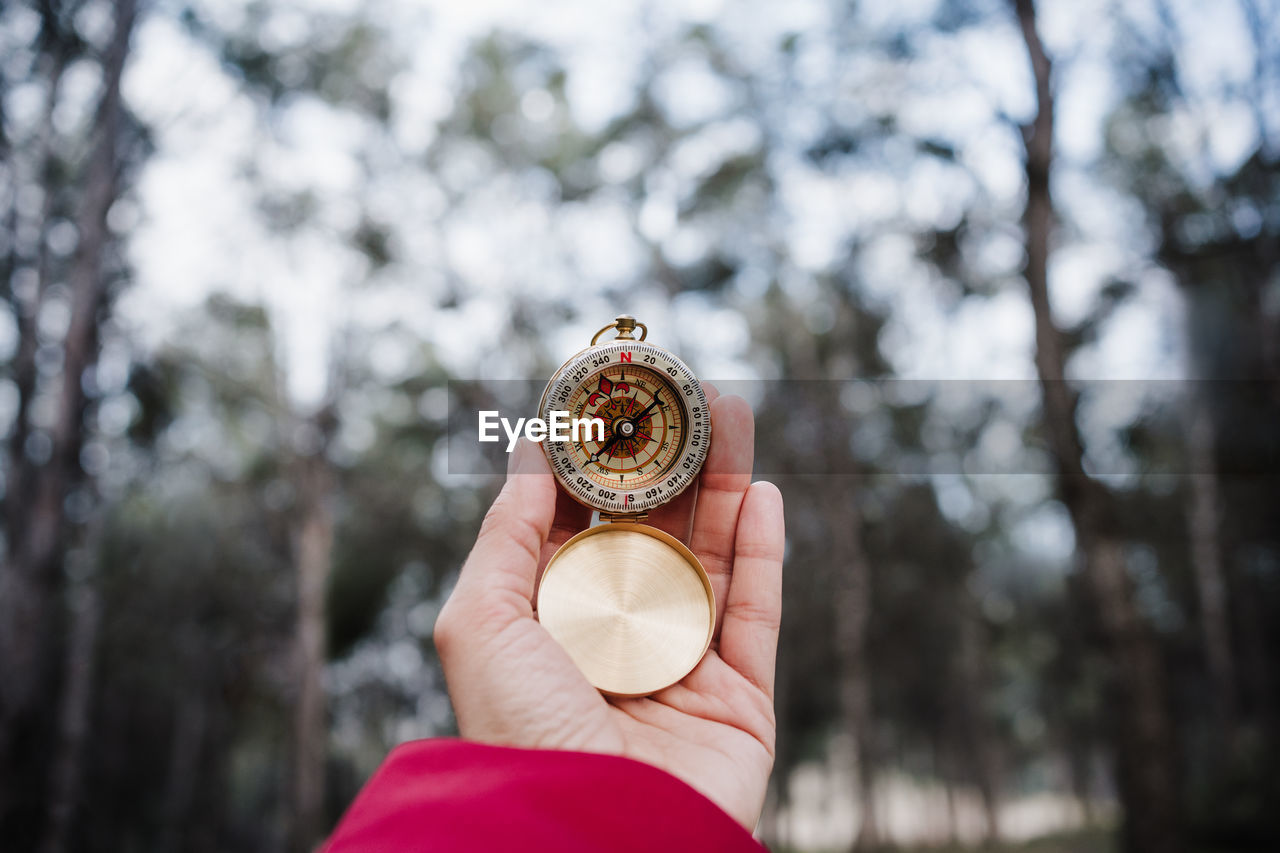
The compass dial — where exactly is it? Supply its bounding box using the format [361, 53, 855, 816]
[540, 340, 709, 514]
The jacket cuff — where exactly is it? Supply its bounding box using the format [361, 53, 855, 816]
[324, 737, 765, 852]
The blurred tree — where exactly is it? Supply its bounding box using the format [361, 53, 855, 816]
[175, 6, 415, 847]
[1101, 0, 1280, 843]
[1, 1, 143, 846]
[289, 403, 337, 853]
[752, 283, 890, 849]
[1009, 2, 1183, 851]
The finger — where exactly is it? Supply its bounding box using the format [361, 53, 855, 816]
[718, 481, 784, 699]
[688, 395, 754, 634]
[451, 439, 557, 621]
[646, 381, 720, 543]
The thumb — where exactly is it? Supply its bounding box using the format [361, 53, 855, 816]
[451, 438, 558, 622]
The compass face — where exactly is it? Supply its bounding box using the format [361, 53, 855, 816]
[540, 340, 710, 514]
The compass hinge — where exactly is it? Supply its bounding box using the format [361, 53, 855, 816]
[600, 511, 649, 523]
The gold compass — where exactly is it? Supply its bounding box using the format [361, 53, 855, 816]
[536, 315, 713, 697]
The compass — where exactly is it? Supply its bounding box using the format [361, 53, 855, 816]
[536, 315, 713, 697]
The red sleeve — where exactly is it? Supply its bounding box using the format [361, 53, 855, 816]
[323, 738, 766, 853]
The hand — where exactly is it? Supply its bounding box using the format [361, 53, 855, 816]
[433, 391, 784, 830]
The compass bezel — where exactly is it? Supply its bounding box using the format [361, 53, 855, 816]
[538, 339, 710, 514]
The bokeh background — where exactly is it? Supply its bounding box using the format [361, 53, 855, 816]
[2, 0, 1279, 851]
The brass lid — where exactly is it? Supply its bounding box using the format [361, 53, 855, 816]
[536, 523, 714, 697]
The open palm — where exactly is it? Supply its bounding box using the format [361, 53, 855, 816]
[433, 392, 784, 830]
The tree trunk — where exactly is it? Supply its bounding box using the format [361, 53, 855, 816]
[40, 573, 102, 853]
[5, 43, 68, 527]
[1010, 2, 1184, 851]
[290, 442, 335, 853]
[830, 486, 880, 851]
[0, 37, 72, 800]
[1065, 730, 1096, 826]
[0, 0, 137, 830]
[1083, 539, 1183, 852]
[957, 602, 1001, 844]
[157, 679, 208, 853]
[1184, 398, 1236, 736]
[934, 731, 959, 845]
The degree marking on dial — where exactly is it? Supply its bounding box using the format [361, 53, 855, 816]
[543, 345, 707, 511]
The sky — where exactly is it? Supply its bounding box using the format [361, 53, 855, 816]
[104, 0, 1268, 411]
